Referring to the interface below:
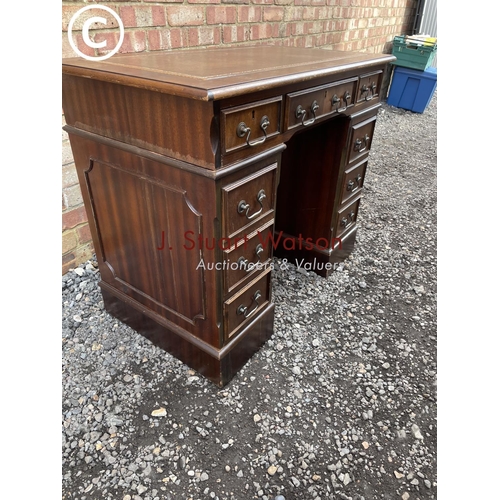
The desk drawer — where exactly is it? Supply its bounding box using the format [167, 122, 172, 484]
[340, 159, 367, 204]
[224, 270, 271, 340]
[222, 163, 278, 239]
[335, 195, 362, 238]
[223, 222, 274, 294]
[347, 115, 377, 164]
[221, 97, 282, 154]
[285, 78, 357, 130]
[356, 71, 383, 104]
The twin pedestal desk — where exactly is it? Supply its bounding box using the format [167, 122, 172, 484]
[62, 46, 395, 386]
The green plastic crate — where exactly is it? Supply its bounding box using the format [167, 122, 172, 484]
[391, 35, 437, 71]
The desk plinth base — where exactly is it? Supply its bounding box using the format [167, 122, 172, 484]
[100, 285, 275, 387]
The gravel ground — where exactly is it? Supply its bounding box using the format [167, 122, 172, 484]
[62, 93, 437, 500]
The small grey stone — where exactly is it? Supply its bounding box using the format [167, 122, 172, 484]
[200, 472, 209, 481]
[107, 416, 124, 426]
[90, 431, 101, 442]
[292, 366, 301, 375]
[411, 424, 424, 440]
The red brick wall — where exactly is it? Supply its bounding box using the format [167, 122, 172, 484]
[61, 0, 416, 274]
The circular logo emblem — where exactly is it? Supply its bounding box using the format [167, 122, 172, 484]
[67, 5, 124, 61]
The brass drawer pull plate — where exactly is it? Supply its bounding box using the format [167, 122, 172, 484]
[237, 244, 265, 273]
[295, 100, 319, 126]
[346, 174, 363, 192]
[237, 115, 270, 147]
[237, 189, 266, 220]
[354, 134, 370, 153]
[340, 211, 356, 229]
[237, 290, 262, 319]
[332, 91, 351, 113]
[360, 82, 377, 101]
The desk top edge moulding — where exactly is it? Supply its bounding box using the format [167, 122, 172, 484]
[62, 45, 396, 386]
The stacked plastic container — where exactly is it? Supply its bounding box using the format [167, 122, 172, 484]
[387, 35, 437, 113]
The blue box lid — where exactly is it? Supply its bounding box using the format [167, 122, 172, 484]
[394, 65, 437, 80]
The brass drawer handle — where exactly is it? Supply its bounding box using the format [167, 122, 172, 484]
[255, 243, 264, 259]
[237, 115, 270, 147]
[332, 91, 351, 113]
[237, 189, 266, 220]
[360, 83, 376, 101]
[346, 174, 363, 192]
[295, 100, 319, 127]
[340, 211, 356, 229]
[237, 244, 265, 273]
[354, 134, 370, 153]
[237, 290, 262, 319]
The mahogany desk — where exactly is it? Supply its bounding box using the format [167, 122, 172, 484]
[62, 46, 395, 386]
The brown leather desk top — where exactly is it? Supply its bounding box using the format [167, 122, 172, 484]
[62, 45, 395, 101]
